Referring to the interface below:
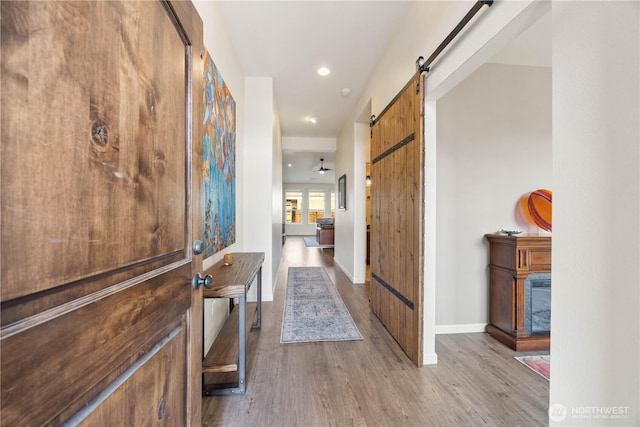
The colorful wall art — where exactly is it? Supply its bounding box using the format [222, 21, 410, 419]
[202, 49, 236, 257]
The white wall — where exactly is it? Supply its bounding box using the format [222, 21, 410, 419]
[332, 105, 370, 284]
[283, 183, 334, 236]
[193, 0, 246, 354]
[352, 122, 369, 284]
[271, 99, 283, 291]
[243, 77, 279, 302]
[436, 62, 551, 330]
[334, 122, 356, 282]
[550, 2, 639, 425]
[194, 3, 283, 355]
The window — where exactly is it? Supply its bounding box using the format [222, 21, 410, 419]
[308, 191, 325, 223]
[285, 191, 302, 223]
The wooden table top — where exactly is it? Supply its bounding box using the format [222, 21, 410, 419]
[202, 252, 265, 299]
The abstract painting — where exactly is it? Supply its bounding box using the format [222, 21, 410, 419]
[202, 49, 236, 257]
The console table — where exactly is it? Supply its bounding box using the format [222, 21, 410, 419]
[485, 234, 551, 351]
[201, 252, 264, 396]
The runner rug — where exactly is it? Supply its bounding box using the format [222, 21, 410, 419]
[281, 267, 363, 344]
[303, 236, 334, 249]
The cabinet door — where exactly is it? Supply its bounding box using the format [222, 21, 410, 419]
[489, 268, 518, 333]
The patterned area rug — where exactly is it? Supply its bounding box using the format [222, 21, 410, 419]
[281, 267, 362, 343]
[515, 355, 550, 380]
[303, 236, 334, 248]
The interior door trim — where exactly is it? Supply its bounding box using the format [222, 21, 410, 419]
[0, 258, 190, 339]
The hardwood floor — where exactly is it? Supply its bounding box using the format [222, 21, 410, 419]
[202, 237, 549, 426]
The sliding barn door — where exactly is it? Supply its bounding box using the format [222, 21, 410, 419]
[1, 1, 204, 424]
[370, 74, 424, 366]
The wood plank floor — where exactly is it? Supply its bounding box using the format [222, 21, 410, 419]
[202, 237, 549, 426]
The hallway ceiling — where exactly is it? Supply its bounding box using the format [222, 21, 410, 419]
[216, 2, 550, 185]
[282, 152, 336, 185]
[217, 1, 410, 139]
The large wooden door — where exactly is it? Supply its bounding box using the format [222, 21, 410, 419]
[1, 1, 204, 425]
[370, 74, 424, 367]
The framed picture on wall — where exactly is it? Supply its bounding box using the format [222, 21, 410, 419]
[338, 174, 346, 210]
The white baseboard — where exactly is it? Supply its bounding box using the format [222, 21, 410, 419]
[333, 257, 354, 282]
[435, 323, 488, 335]
[423, 352, 438, 365]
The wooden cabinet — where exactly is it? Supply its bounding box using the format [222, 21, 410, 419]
[485, 234, 551, 351]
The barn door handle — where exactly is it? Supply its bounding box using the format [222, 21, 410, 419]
[192, 273, 213, 290]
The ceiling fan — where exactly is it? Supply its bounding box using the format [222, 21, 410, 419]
[317, 158, 332, 174]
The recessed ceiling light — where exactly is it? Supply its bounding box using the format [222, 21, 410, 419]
[341, 88, 351, 97]
[317, 67, 330, 77]
[306, 117, 317, 124]
[287, 163, 292, 167]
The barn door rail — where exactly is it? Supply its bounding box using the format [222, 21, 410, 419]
[416, 0, 493, 77]
[371, 0, 493, 127]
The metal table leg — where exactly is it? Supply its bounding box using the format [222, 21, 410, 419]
[252, 267, 262, 329]
[237, 295, 246, 393]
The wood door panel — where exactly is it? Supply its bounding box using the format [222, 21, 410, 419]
[370, 75, 423, 366]
[77, 325, 187, 426]
[1, 0, 187, 301]
[0, 253, 184, 326]
[489, 268, 516, 333]
[373, 148, 415, 303]
[0, 264, 190, 426]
